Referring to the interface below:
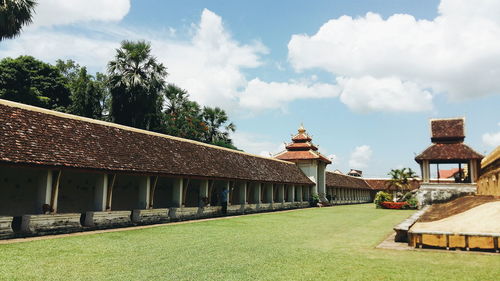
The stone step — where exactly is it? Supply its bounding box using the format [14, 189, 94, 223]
[83, 211, 132, 229]
[21, 213, 82, 235]
[132, 209, 169, 224]
[0, 216, 14, 238]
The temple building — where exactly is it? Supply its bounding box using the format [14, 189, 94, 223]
[274, 125, 331, 202]
[414, 117, 483, 205]
[0, 99, 373, 239]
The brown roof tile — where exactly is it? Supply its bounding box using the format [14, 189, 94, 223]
[0, 100, 314, 185]
[325, 171, 372, 190]
[364, 179, 420, 191]
[431, 118, 465, 142]
[415, 143, 483, 163]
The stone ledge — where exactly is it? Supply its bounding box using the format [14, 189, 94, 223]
[394, 206, 430, 242]
[227, 204, 244, 215]
[21, 213, 82, 234]
[132, 209, 169, 224]
[198, 206, 221, 218]
[0, 216, 14, 238]
[83, 211, 132, 228]
[169, 207, 198, 221]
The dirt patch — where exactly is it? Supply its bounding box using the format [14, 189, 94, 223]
[418, 195, 500, 222]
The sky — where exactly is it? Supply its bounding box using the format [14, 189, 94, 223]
[1, 0, 499, 178]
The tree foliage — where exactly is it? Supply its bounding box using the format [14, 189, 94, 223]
[0, 41, 238, 150]
[0, 0, 36, 40]
[387, 168, 418, 193]
[108, 40, 167, 130]
[56, 60, 108, 119]
[0, 56, 71, 110]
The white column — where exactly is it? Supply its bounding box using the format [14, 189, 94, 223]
[37, 170, 53, 214]
[265, 183, 273, 203]
[278, 184, 285, 203]
[297, 186, 303, 202]
[239, 182, 247, 204]
[254, 183, 262, 204]
[288, 185, 295, 202]
[137, 176, 151, 209]
[224, 181, 231, 205]
[172, 178, 183, 207]
[200, 179, 209, 206]
[422, 160, 430, 183]
[94, 174, 108, 211]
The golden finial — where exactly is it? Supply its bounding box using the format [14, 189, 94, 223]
[298, 123, 306, 134]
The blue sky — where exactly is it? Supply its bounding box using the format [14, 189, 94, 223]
[1, 0, 499, 177]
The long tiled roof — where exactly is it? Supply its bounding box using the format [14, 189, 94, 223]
[364, 178, 420, 191]
[0, 99, 314, 185]
[415, 143, 483, 163]
[325, 171, 372, 190]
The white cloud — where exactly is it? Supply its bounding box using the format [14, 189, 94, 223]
[238, 78, 339, 111]
[32, 0, 130, 27]
[288, 0, 500, 112]
[153, 9, 268, 109]
[349, 145, 372, 168]
[231, 131, 285, 157]
[337, 76, 433, 112]
[482, 122, 500, 147]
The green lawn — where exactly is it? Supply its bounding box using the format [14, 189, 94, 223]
[0, 205, 498, 281]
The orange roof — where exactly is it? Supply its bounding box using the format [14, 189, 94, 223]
[439, 168, 460, 179]
[275, 150, 332, 164]
[276, 125, 331, 164]
[285, 142, 318, 151]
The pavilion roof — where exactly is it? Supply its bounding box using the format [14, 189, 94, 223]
[0, 99, 314, 185]
[415, 143, 483, 163]
[364, 178, 420, 191]
[325, 171, 372, 190]
[275, 150, 332, 164]
[276, 125, 331, 164]
[430, 118, 465, 143]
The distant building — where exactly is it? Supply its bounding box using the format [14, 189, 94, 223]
[347, 169, 363, 177]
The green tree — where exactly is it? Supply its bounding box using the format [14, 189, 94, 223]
[56, 60, 107, 119]
[108, 40, 167, 130]
[162, 84, 205, 140]
[0, 56, 71, 110]
[202, 106, 236, 146]
[0, 0, 36, 41]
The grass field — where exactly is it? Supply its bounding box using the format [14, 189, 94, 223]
[0, 204, 498, 281]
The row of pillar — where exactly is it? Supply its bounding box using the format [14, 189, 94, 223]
[326, 187, 371, 204]
[37, 170, 313, 214]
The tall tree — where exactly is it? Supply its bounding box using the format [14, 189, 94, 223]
[162, 84, 205, 139]
[56, 60, 107, 119]
[202, 106, 236, 145]
[0, 56, 71, 110]
[108, 40, 167, 130]
[0, 0, 37, 41]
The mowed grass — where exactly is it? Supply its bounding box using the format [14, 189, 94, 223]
[0, 205, 498, 281]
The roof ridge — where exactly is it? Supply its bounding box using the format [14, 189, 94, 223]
[0, 99, 295, 165]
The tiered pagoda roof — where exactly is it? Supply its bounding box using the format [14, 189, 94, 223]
[415, 118, 483, 163]
[275, 125, 331, 164]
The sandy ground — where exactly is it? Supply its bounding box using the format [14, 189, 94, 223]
[411, 201, 500, 234]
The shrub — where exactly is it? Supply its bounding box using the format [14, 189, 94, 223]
[374, 191, 392, 208]
[310, 193, 320, 207]
[380, 201, 408, 209]
[403, 196, 418, 209]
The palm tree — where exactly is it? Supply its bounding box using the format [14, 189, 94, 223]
[387, 168, 418, 200]
[0, 0, 37, 41]
[202, 106, 235, 144]
[108, 40, 167, 130]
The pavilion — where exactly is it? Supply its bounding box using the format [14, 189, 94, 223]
[414, 118, 483, 206]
